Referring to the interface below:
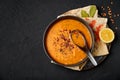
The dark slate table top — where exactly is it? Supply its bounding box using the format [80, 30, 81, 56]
[0, 0, 120, 80]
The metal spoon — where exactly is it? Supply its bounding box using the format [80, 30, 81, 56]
[70, 29, 97, 66]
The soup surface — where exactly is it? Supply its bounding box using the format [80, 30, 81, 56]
[45, 19, 92, 65]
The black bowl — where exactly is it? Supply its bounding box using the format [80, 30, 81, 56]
[43, 16, 95, 67]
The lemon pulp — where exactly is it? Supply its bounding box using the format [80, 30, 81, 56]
[99, 28, 115, 43]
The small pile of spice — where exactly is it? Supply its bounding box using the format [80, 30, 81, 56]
[100, 0, 120, 30]
[101, 6, 115, 24]
[107, 6, 115, 24]
[101, 0, 120, 30]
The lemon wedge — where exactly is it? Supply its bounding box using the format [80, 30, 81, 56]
[99, 28, 115, 43]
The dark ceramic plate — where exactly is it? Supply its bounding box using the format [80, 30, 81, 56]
[43, 15, 110, 71]
[82, 43, 111, 70]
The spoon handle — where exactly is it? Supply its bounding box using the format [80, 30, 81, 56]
[87, 51, 97, 66]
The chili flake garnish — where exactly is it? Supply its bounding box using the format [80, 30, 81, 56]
[53, 29, 75, 54]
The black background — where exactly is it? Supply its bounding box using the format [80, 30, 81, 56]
[0, 0, 120, 80]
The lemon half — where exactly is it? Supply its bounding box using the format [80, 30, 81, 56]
[99, 28, 115, 43]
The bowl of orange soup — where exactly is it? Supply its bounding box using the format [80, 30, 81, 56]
[43, 16, 95, 66]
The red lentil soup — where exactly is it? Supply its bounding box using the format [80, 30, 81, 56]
[45, 18, 92, 65]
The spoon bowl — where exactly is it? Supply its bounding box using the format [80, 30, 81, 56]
[70, 29, 98, 66]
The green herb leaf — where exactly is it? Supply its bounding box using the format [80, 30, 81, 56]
[81, 10, 89, 17]
[89, 5, 97, 17]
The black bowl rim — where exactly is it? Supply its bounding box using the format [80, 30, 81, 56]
[43, 16, 95, 67]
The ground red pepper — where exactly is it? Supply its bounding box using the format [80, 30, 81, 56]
[89, 20, 96, 28]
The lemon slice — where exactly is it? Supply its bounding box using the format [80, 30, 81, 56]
[99, 28, 115, 43]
